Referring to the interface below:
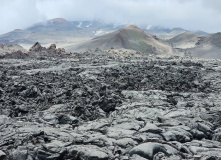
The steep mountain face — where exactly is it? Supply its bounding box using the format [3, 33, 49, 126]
[167, 32, 205, 49]
[67, 25, 174, 54]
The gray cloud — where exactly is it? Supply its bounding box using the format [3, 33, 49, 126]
[202, 0, 221, 12]
[0, 0, 46, 34]
[0, 0, 221, 34]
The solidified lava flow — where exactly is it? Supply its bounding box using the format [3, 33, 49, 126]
[1, 50, 221, 160]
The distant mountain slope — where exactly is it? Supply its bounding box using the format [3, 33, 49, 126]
[0, 19, 126, 45]
[143, 26, 187, 39]
[0, 43, 26, 55]
[189, 32, 221, 59]
[143, 25, 208, 39]
[67, 25, 174, 54]
[0, 18, 208, 47]
[167, 32, 205, 49]
[166, 31, 221, 59]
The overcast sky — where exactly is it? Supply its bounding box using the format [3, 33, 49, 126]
[0, 0, 221, 34]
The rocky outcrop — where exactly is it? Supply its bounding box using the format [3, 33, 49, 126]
[29, 42, 46, 52]
[47, 43, 56, 52]
[56, 47, 65, 54]
[29, 42, 66, 55]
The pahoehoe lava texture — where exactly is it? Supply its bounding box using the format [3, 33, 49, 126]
[1, 52, 221, 160]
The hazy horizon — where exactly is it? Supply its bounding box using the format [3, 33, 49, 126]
[0, 0, 221, 34]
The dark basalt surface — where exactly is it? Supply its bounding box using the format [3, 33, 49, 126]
[1, 52, 221, 160]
